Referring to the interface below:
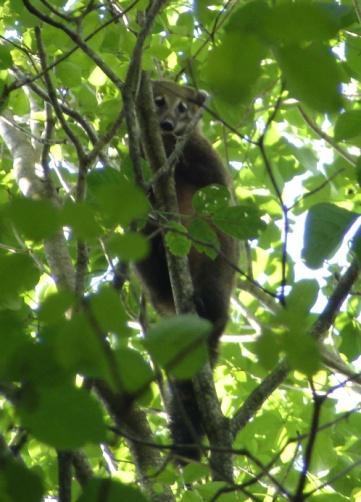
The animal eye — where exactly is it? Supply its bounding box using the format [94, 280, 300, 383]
[178, 101, 188, 113]
[154, 95, 165, 107]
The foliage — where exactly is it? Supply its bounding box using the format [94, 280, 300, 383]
[0, 0, 361, 501]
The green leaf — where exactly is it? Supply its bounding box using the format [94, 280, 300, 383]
[352, 224, 361, 264]
[100, 25, 122, 52]
[77, 478, 147, 502]
[0, 458, 44, 502]
[56, 61, 82, 87]
[0, 310, 28, 380]
[40, 23, 73, 50]
[262, 2, 343, 44]
[183, 463, 210, 484]
[193, 0, 215, 27]
[76, 85, 98, 113]
[188, 218, 219, 259]
[89, 286, 128, 335]
[356, 157, 361, 187]
[339, 321, 361, 360]
[192, 184, 231, 215]
[276, 43, 342, 113]
[8, 88, 30, 115]
[144, 315, 210, 379]
[0, 46, 13, 69]
[116, 348, 153, 396]
[61, 201, 102, 239]
[301, 174, 331, 208]
[9, 0, 39, 27]
[255, 330, 280, 370]
[11, 341, 69, 387]
[6, 197, 60, 241]
[282, 328, 320, 376]
[39, 291, 75, 324]
[225, 1, 270, 34]
[345, 36, 361, 80]
[0, 253, 40, 305]
[310, 429, 338, 473]
[334, 110, 361, 141]
[310, 495, 349, 502]
[88, 66, 107, 87]
[92, 177, 149, 227]
[108, 232, 149, 261]
[213, 204, 265, 239]
[18, 385, 107, 449]
[302, 203, 359, 268]
[204, 31, 266, 105]
[285, 280, 319, 316]
[165, 221, 191, 257]
[51, 314, 112, 383]
[87, 166, 123, 193]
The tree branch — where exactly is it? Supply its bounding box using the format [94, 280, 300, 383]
[294, 384, 325, 501]
[72, 450, 93, 487]
[312, 259, 360, 338]
[231, 361, 289, 439]
[35, 27, 86, 164]
[136, 72, 233, 482]
[231, 259, 360, 438]
[0, 106, 173, 500]
[22, 0, 124, 89]
[298, 106, 357, 166]
[57, 451, 72, 502]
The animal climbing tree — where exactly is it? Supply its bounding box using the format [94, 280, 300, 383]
[0, 0, 361, 501]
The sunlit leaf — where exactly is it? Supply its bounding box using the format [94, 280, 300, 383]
[165, 221, 191, 257]
[334, 110, 361, 141]
[0, 46, 13, 69]
[204, 31, 266, 104]
[213, 204, 265, 239]
[303, 203, 358, 268]
[276, 43, 342, 112]
[56, 61, 82, 88]
[192, 185, 231, 215]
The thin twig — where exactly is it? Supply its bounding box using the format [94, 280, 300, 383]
[257, 87, 288, 303]
[23, 0, 125, 89]
[298, 106, 357, 166]
[312, 259, 360, 339]
[35, 27, 86, 163]
[293, 386, 325, 501]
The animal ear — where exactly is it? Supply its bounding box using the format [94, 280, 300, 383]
[197, 89, 209, 106]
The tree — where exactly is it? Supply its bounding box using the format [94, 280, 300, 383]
[0, 0, 361, 500]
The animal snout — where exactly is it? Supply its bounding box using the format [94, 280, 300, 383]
[160, 119, 174, 132]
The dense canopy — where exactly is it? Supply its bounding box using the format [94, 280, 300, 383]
[0, 0, 361, 501]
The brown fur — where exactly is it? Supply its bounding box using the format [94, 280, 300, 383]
[135, 80, 239, 460]
[137, 80, 238, 356]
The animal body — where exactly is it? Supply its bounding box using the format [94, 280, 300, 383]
[136, 80, 238, 460]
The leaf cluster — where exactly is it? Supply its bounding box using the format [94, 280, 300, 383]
[0, 0, 361, 500]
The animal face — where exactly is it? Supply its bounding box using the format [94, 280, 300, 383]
[152, 80, 207, 136]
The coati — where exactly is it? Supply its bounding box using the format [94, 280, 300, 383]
[136, 80, 239, 460]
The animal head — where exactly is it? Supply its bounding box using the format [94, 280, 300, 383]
[152, 80, 208, 136]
